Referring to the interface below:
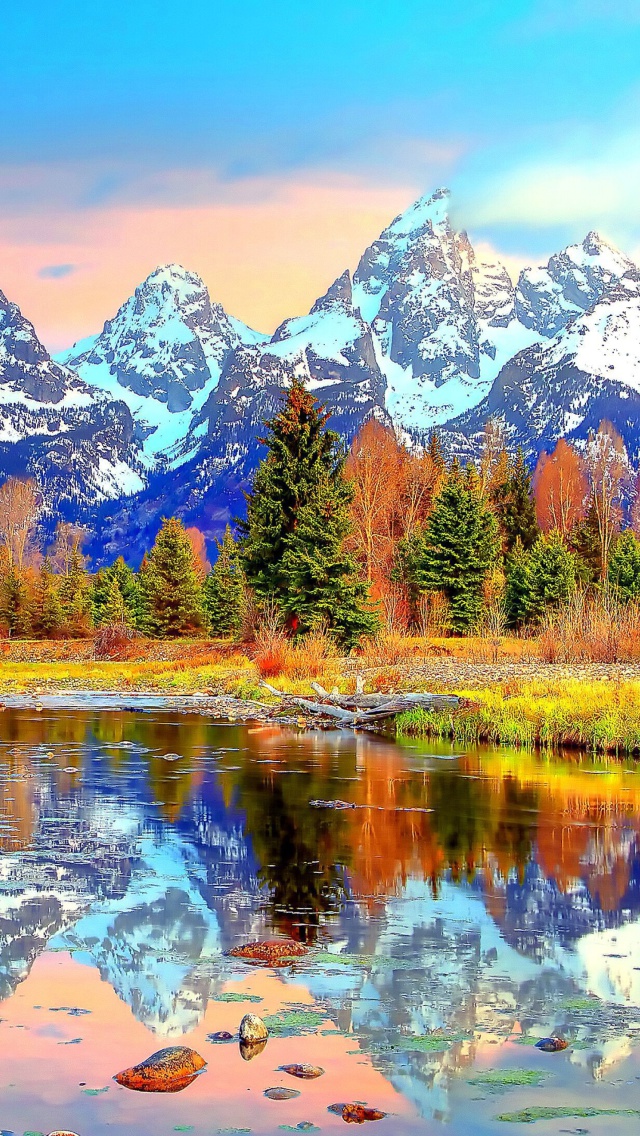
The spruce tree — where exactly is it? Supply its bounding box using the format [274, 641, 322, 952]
[93, 556, 141, 627]
[33, 556, 63, 638]
[241, 380, 377, 645]
[279, 473, 378, 647]
[571, 497, 602, 584]
[525, 531, 576, 622]
[409, 463, 499, 633]
[203, 526, 246, 638]
[427, 430, 446, 474]
[608, 530, 640, 602]
[493, 448, 539, 552]
[60, 543, 93, 637]
[0, 569, 33, 638]
[504, 539, 532, 628]
[139, 517, 206, 637]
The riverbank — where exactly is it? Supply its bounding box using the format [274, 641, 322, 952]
[1, 644, 640, 753]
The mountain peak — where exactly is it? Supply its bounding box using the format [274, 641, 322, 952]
[385, 187, 451, 238]
[310, 269, 352, 315]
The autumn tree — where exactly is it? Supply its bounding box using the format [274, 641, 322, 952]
[0, 477, 40, 571]
[533, 439, 587, 537]
[345, 420, 404, 587]
[185, 526, 211, 581]
[479, 418, 509, 499]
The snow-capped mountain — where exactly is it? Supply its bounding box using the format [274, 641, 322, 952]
[0, 288, 143, 509]
[60, 264, 266, 471]
[443, 267, 640, 461]
[1, 187, 639, 558]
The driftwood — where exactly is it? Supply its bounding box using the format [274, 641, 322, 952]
[261, 680, 459, 732]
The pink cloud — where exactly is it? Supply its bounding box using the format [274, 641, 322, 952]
[0, 173, 420, 352]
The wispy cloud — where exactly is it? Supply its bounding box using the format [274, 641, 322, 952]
[38, 263, 78, 279]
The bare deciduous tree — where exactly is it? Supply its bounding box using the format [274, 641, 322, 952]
[586, 420, 628, 578]
[0, 477, 40, 571]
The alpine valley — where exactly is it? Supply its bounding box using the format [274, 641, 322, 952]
[2, 187, 639, 562]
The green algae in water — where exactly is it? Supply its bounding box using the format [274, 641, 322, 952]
[560, 996, 601, 1010]
[468, 1069, 547, 1094]
[497, 1107, 640, 1123]
[262, 1010, 327, 1035]
[212, 992, 262, 1003]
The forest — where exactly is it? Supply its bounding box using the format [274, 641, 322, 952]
[1, 379, 640, 657]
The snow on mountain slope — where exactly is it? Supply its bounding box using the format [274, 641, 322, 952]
[515, 232, 637, 337]
[60, 264, 266, 469]
[442, 271, 640, 461]
[350, 188, 539, 434]
[0, 288, 144, 507]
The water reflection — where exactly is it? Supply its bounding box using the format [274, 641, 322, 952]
[1, 708, 640, 1130]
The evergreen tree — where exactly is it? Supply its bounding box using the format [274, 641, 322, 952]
[0, 568, 33, 638]
[427, 430, 446, 474]
[570, 497, 602, 584]
[504, 539, 532, 628]
[493, 448, 539, 552]
[139, 517, 206, 637]
[60, 543, 93, 637]
[525, 531, 576, 622]
[92, 556, 141, 627]
[203, 526, 246, 637]
[33, 556, 63, 638]
[101, 575, 128, 624]
[608, 530, 640, 602]
[409, 463, 500, 633]
[241, 380, 376, 645]
[279, 474, 378, 647]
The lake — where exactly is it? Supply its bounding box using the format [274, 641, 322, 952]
[1, 705, 640, 1135]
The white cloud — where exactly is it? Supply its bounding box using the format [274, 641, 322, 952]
[464, 134, 640, 243]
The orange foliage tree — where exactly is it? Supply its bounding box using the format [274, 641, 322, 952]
[533, 438, 587, 537]
[345, 420, 444, 629]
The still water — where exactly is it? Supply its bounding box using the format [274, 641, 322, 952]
[1, 707, 640, 1135]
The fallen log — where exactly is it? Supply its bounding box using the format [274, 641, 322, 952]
[260, 682, 459, 731]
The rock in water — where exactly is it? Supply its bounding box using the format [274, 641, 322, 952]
[228, 939, 308, 966]
[239, 1013, 268, 1044]
[240, 1037, 268, 1061]
[281, 1063, 325, 1079]
[114, 1046, 207, 1092]
[535, 1037, 568, 1052]
[264, 1086, 301, 1100]
[207, 1030, 234, 1042]
[328, 1103, 387, 1123]
[47, 1132, 82, 1135]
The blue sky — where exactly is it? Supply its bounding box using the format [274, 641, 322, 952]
[2, 0, 640, 346]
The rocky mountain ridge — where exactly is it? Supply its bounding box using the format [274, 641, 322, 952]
[1, 188, 638, 559]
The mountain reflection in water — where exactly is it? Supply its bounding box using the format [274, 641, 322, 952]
[1, 707, 640, 1133]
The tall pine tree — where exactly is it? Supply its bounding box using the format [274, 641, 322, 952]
[92, 556, 141, 627]
[203, 526, 246, 637]
[139, 517, 206, 637]
[608, 530, 640, 602]
[0, 568, 33, 638]
[59, 543, 93, 637]
[241, 380, 377, 645]
[409, 463, 499, 633]
[493, 448, 539, 552]
[33, 556, 63, 638]
[525, 531, 576, 622]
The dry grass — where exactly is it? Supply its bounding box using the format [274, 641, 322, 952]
[396, 675, 640, 754]
[538, 594, 640, 664]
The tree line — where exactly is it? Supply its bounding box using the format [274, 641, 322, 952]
[1, 380, 640, 643]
